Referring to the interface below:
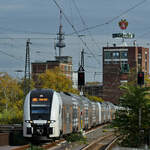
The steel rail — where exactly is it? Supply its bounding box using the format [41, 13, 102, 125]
[81, 133, 114, 150]
[104, 137, 119, 150]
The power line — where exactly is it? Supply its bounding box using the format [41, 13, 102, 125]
[0, 49, 22, 61]
[0, 37, 56, 40]
[137, 27, 150, 38]
[69, 0, 147, 34]
[52, 0, 100, 65]
[71, 0, 102, 61]
[0, 26, 56, 35]
[71, 0, 86, 27]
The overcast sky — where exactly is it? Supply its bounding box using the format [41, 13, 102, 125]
[0, 0, 150, 82]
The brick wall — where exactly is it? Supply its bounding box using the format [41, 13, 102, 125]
[102, 46, 149, 104]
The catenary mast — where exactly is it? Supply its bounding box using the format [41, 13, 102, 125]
[24, 39, 32, 96]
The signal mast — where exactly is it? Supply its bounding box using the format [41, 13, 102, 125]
[78, 49, 85, 95]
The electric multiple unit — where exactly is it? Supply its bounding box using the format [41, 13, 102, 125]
[23, 89, 116, 139]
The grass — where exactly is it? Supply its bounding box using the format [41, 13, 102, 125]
[64, 132, 87, 144]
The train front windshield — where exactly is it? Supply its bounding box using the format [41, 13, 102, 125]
[30, 89, 53, 120]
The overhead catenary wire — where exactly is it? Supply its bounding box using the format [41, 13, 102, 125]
[0, 37, 56, 40]
[0, 49, 23, 61]
[0, 26, 56, 35]
[71, 0, 102, 61]
[69, 0, 147, 34]
[52, 0, 100, 65]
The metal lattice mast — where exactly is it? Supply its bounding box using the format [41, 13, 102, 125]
[56, 10, 66, 57]
[24, 39, 31, 96]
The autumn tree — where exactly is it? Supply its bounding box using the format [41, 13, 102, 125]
[0, 73, 24, 124]
[37, 68, 79, 94]
[85, 95, 103, 102]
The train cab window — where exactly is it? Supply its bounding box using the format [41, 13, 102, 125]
[31, 107, 49, 114]
[30, 89, 53, 120]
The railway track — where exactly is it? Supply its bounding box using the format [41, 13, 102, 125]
[11, 139, 65, 150]
[81, 133, 116, 150]
[104, 137, 119, 150]
[10, 123, 115, 150]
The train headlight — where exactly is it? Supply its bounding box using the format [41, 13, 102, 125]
[47, 120, 56, 124]
[29, 120, 33, 123]
[47, 121, 51, 124]
[51, 120, 56, 123]
[25, 120, 33, 123]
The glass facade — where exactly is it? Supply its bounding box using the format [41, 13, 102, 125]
[112, 52, 119, 59]
[104, 51, 111, 59]
[120, 51, 128, 59]
[104, 51, 128, 64]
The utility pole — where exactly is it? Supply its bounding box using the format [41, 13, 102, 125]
[24, 39, 32, 96]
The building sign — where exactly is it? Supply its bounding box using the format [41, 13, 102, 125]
[112, 33, 135, 39]
[118, 19, 128, 30]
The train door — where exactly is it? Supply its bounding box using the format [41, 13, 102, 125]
[97, 103, 102, 124]
[66, 105, 71, 134]
[84, 104, 88, 129]
[108, 104, 111, 121]
[62, 105, 71, 134]
[62, 105, 66, 134]
[95, 103, 99, 125]
[103, 103, 106, 122]
[88, 102, 92, 129]
[72, 103, 78, 132]
[92, 103, 96, 127]
[101, 103, 104, 123]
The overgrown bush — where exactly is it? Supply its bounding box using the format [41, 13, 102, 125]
[64, 132, 87, 144]
[27, 145, 44, 150]
[0, 108, 23, 124]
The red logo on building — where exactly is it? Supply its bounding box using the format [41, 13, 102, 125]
[118, 19, 128, 30]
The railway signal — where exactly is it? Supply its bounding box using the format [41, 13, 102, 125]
[78, 66, 85, 86]
[137, 72, 144, 85]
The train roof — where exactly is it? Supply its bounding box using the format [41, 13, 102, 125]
[30, 89, 54, 97]
[59, 92, 74, 105]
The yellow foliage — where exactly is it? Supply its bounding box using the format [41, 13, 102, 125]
[37, 68, 79, 94]
[0, 73, 24, 124]
[86, 95, 103, 102]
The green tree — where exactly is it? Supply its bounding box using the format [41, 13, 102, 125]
[112, 83, 150, 147]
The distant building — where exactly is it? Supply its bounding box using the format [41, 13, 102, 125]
[72, 72, 78, 89]
[32, 56, 72, 82]
[83, 82, 103, 98]
[103, 46, 149, 104]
